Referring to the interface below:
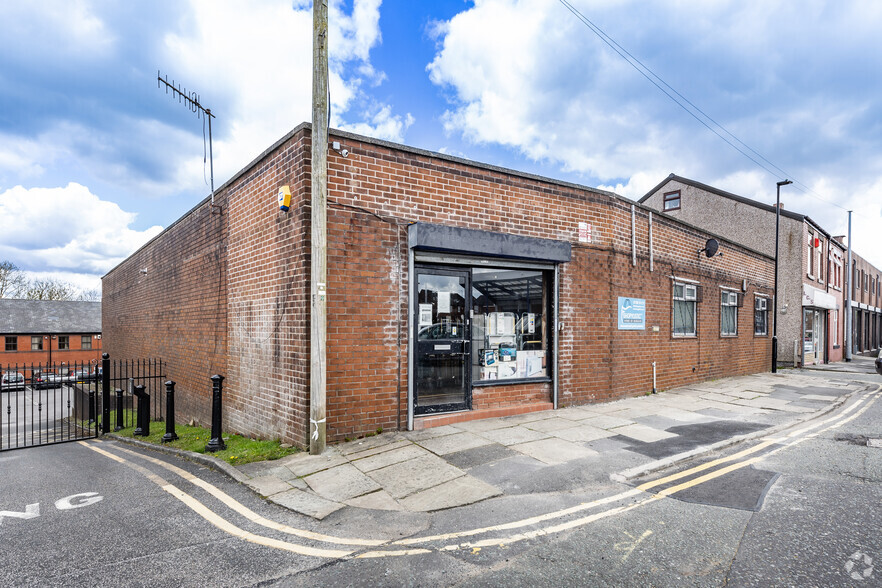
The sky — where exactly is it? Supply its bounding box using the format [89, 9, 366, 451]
[1, 0, 881, 294]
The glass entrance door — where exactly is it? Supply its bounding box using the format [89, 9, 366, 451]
[414, 267, 470, 414]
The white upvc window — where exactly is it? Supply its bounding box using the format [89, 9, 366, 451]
[721, 291, 738, 336]
[673, 282, 697, 337]
[754, 296, 768, 336]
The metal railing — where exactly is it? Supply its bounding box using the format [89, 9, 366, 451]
[1, 355, 165, 451]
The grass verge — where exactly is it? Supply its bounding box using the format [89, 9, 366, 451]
[114, 416, 298, 465]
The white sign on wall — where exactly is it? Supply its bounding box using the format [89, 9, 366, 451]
[578, 222, 592, 244]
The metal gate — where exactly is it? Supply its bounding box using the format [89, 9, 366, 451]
[1, 355, 164, 451]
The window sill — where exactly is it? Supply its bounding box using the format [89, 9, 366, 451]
[720, 334, 738, 338]
[473, 376, 552, 388]
[672, 334, 697, 339]
[754, 333, 769, 337]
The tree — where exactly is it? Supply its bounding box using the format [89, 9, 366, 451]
[0, 261, 27, 298]
[25, 278, 76, 301]
[78, 288, 101, 301]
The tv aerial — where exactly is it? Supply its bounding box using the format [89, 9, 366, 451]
[157, 71, 217, 205]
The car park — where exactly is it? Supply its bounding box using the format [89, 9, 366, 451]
[1, 371, 27, 391]
[31, 371, 63, 389]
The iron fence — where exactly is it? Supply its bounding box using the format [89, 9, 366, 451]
[0, 355, 165, 451]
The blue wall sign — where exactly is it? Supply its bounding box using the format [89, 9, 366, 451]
[618, 297, 646, 330]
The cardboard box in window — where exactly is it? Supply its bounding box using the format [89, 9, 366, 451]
[517, 350, 546, 378]
[498, 343, 517, 361]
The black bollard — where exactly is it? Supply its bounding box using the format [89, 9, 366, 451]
[133, 385, 149, 436]
[88, 389, 96, 424]
[161, 381, 178, 442]
[101, 353, 110, 434]
[114, 388, 124, 431]
[205, 375, 226, 452]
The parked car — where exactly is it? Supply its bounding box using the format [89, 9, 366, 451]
[876, 349, 882, 376]
[31, 371, 63, 389]
[1, 371, 26, 392]
[72, 368, 94, 382]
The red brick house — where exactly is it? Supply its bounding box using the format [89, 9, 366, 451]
[103, 124, 775, 447]
[1, 299, 102, 373]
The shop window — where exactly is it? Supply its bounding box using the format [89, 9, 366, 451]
[31, 336, 43, 350]
[663, 190, 681, 211]
[754, 296, 768, 336]
[472, 268, 550, 382]
[81, 335, 92, 350]
[673, 282, 697, 337]
[58, 336, 69, 350]
[721, 291, 739, 336]
[5, 336, 16, 351]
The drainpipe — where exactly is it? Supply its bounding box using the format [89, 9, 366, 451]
[407, 247, 415, 430]
[845, 211, 852, 361]
[553, 264, 560, 410]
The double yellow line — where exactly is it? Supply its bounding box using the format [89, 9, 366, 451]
[81, 384, 881, 559]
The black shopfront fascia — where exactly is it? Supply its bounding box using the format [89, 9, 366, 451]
[408, 223, 570, 417]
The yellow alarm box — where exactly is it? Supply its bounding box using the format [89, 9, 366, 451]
[278, 185, 292, 211]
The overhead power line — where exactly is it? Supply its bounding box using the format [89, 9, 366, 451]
[556, 0, 847, 211]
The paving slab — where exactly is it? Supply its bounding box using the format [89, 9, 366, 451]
[404, 425, 463, 442]
[281, 451, 348, 478]
[344, 490, 403, 511]
[271, 488, 343, 520]
[398, 475, 502, 512]
[651, 407, 710, 422]
[801, 394, 839, 402]
[556, 406, 604, 420]
[367, 455, 465, 499]
[522, 416, 583, 433]
[578, 414, 635, 430]
[476, 425, 551, 446]
[450, 418, 516, 433]
[416, 431, 493, 455]
[443, 443, 519, 470]
[612, 423, 678, 443]
[303, 464, 382, 502]
[549, 423, 615, 443]
[509, 438, 598, 465]
[351, 444, 430, 472]
[495, 411, 556, 425]
[607, 406, 656, 419]
[340, 438, 410, 459]
[246, 475, 294, 497]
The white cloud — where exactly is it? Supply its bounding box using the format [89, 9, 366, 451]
[0, 183, 163, 278]
[427, 0, 882, 268]
[161, 0, 410, 183]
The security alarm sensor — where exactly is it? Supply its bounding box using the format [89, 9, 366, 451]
[340, 148, 349, 158]
[278, 185, 292, 211]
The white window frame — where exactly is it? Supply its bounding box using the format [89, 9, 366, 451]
[832, 309, 839, 346]
[754, 295, 769, 336]
[806, 232, 815, 279]
[672, 282, 697, 337]
[721, 290, 739, 336]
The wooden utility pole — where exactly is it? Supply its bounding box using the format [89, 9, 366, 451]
[310, 0, 329, 454]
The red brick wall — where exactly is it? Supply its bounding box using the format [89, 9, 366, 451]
[1, 334, 103, 373]
[104, 124, 774, 447]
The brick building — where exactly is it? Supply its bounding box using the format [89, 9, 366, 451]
[640, 175, 846, 367]
[103, 125, 775, 447]
[846, 249, 882, 355]
[0, 299, 103, 372]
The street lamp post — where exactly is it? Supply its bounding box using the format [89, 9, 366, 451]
[772, 179, 792, 373]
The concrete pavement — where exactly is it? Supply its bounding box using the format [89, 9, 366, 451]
[233, 368, 878, 520]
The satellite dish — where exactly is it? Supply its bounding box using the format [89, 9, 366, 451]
[701, 238, 719, 258]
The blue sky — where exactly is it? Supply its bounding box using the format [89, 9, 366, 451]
[1, 0, 881, 293]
